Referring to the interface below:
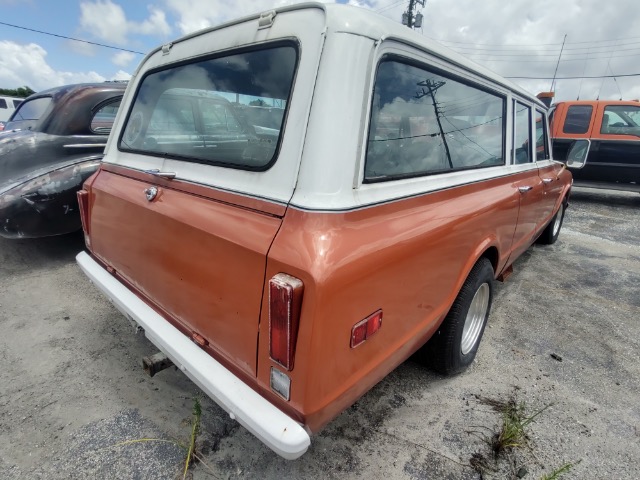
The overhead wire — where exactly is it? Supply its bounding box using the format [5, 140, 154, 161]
[0, 20, 145, 55]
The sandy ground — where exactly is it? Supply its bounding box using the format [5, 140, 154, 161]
[1, 187, 639, 479]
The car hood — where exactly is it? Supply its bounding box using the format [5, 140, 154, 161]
[0, 129, 103, 194]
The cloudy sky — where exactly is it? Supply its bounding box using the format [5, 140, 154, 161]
[0, 0, 639, 102]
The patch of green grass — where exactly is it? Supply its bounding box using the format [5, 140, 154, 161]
[100, 397, 214, 479]
[540, 460, 581, 480]
[183, 397, 202, 479]
[467, 394, 552, 476]
[485, 397, 550, 457]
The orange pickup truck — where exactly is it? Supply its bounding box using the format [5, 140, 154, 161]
[549, 99, 640, 191]
[75, 3, 572, 459]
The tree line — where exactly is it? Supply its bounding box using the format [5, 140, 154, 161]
[0, 86, 35, 98]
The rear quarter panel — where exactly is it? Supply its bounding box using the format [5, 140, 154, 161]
[258, 174, 524, 431]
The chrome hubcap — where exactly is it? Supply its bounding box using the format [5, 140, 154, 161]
[461, 283, 490, 355]
[552, 204, 563, 237]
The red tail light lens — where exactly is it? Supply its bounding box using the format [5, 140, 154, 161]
[269, 273, 304, 371]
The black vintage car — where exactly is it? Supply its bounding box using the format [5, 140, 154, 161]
[0, 82, 126, 238]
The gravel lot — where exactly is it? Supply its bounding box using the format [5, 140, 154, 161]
[1, 187, 639, 479]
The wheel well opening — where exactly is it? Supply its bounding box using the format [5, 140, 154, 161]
[481, 247, 499, 274]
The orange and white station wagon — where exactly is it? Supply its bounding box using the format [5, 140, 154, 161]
[75, 3, 572, 459]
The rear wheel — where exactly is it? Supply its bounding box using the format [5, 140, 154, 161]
[418, 258, 494, 375]
[537, 202, 565, 245]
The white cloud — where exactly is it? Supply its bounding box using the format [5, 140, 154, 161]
[80, 0, 171, 45]
[111, 51, 135, 67]
[111, 70, 132, 81]
[0, 40, 127, 91]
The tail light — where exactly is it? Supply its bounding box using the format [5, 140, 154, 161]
[269, 273, 304, 371]
[77, 189, 91, 247]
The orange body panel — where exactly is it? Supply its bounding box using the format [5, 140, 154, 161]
[84, 163, 569, 432]
[257, 171, 551, 432]
[88, 168, 283, 376]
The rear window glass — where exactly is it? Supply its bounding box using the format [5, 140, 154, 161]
[563, 105, 592, 134]
[119, 44, 297, 170]
[11, 97, 51, 121]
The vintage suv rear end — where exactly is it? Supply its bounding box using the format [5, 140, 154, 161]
[75, 3, 572, 459]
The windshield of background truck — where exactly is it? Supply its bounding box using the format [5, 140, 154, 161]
[119, 44, 297, 170]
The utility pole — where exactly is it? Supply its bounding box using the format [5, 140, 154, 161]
[402, 0, 425, 29]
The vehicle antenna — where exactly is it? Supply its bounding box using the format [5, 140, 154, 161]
[550, 34, 567, 93]
[609, 65, 623, 100]
[577, 45, 590, 100]
[597, 40, 618, 100]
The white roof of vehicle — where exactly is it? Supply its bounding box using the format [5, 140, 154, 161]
[141, 2, 544, 109]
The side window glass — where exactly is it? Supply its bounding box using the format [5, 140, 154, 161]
[0, 99, 7, 109]
[364, 59, 505, 182]
[601, 105, 640, 137]
[90, 99, 122, 134]
[13, 100, 22, 108]
[200, 101, 241, 134]
[535, 110, 549, 160]
[563, 105, 592, 134]
[148, 96, 197, 135]
[513, 102, 532, 164]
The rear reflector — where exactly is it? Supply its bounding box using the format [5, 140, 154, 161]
[350, 310, 383, 348]
[269, 273, 304, 371]
[270, 367, 291, 400]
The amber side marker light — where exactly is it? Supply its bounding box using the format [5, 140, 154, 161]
[350, 310, 383, 348]
[269, 273, 304, 371]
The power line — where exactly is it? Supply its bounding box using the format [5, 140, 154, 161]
[0, 20, 145, 55]
[376, 0, 406, 13]
[505, 73, 640, 79]
[430, 34, 640, 47]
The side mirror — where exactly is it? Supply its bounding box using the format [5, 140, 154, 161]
[566, 139, 590, 169]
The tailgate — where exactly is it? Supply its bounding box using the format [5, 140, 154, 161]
[88, 167, 283, 376]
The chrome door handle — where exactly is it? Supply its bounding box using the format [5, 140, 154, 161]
[518, 186, 533, 193]
[542, 178, 554, 184]
[145, 169, 176, 179]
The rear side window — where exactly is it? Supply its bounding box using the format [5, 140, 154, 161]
[11, 97, 51, 121]
[0, 99, 6, 109]
[563, 105, 593, 134]
[514, 102, 531, 164]
[90, 99, 122, 134]
[120, 44, 297, 170]
[600, 105, 640, 137]
[364, 58, 505, 182]
[535, 110, 549, 160]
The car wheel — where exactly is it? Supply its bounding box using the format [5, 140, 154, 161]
[537, 202, 565, 245]
[418, 257, 494, 375]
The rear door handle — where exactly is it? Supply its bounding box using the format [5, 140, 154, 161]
[518, 186, 533, 193]
[542, 178, 554, 184]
